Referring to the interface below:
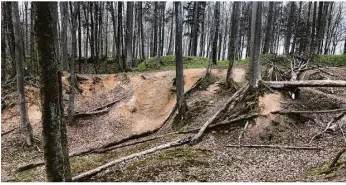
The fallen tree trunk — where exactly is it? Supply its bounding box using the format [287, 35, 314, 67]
[227, 144, 324, 150]
[189, 83, 250, 145]
[17, 113, 258, 172]
[272, 108, 346, 115]
[72, 137, 191, 181]
[264, 80, 346, 88]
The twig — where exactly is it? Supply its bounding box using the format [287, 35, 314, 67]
[329, 148, 346, 170]
[1, 128, 17, 136]
[272, 108, 346, 115]
[238, 121, 249, 145]
[227, 144, 324, 150]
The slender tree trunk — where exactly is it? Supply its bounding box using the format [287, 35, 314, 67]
[324, 2, 333, 55]
[30, 3, 36, 76]
[6, 2, 16, 77]
[68, 2, 77, 124]
[34, 2, 72, 181]
[284, 2, 295, 55]
[199, 7, 205, 57]
[125, 2, 134, 69]
[104, 4, 108, 58]
[311, 2, 317, 54]
[344, 37, 346, 54]
[1, 3, 6, 80]
[249, 2, 262, 88]
[153, 2, 158, 57]
[226, 2, 240, 88]
[60, 2, 68, 71]
[212, 2, 220, 65]
[263, 2, 274, 54]
[78, 2, 82, 73]
[174, 1, 186, 125]
[117, 2, 123, 70]
[139, 2, 145, 59]
[191, 2, 199, 56]
[315, 2, 323, 54]
[12, 1, 34, 147]
[167, 11, 174, 56]
[82, 3, 89, 68]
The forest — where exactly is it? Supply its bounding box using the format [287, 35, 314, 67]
[1, 1, 346, 182]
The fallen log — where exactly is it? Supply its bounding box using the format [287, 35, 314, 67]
[326, 115, 346, 132]
[189, 83, 250, 145]
[264, 80, 346, 88]
[17, 113, 258, 172]
[227, 144, 324, 150]
[272, 108, 346, 115]
[72, 137, 191, 181]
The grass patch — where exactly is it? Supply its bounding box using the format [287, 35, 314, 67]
[136, 55, 233, 72]
[311, 54, 346, 67]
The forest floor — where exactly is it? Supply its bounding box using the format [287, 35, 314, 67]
[1, 66, 346, 182]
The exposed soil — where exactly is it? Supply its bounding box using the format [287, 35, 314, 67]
[1, 67, 345, 182]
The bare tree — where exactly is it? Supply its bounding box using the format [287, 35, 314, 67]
[262, 1, 274, 54]
[12, 1, 34, 146]
[249, 2, 262, 88]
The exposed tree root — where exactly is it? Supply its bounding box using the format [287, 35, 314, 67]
[72, 137, 192, 181]
[227, 144, 324, 150]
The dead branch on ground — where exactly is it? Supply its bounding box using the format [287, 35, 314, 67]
[227, 144, 324, 150]
[272, 108, 346, 115]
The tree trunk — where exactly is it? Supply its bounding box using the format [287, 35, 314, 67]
[60, 2, 68, 71]
[191, 2, 199, 56]
[311, 2, 317, 54]
[167, 11, 174, 56]
[199, 6, 205, 57]
[152, 2, 158, 57]
[249, 2, 262, 88]
[264, 80, 346, 88]
[284, 2, 295, 55]
[2, 3, 7, 80]
[226, 2, 240, 88]
[68, 2, 77, 124]
[262, 2, 274, 54]
[12, 2, 34, 147]
[316, 2, 323, 54]
[117, 2, 123, 70]
[212, 2, 220, 65]
[174, 1, 185, 120]
[78, 2, 82, 73]
[139, 2, 145, 59]
[125, 2, 134, 69]
[5, 2, 16, 77]
[34, 2, 72, 181]
[30, 3, 36, 76]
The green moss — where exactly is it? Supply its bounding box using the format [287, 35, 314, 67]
[325, 173, 336, 179]
[127, 147, 211, 172]
[308, 165, 331, 176]
[199, 73, 215, 90]
[7, 169, 38, 182]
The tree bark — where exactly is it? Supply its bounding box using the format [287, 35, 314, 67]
[263, 2, 274, 54]
[60, 2, 68, 71]
[30, 3, 36, 76]
[284, 2, 295, 55]
[12, 2, 34, 146]
[226, 2, 240, 88]
[249, 2, 262, 88]
[34, 2, 71, 181]
[125, 2, 134, 69]
[5, 2, 16, 77]
[138, 2, 145, 59]
[117, 2, 123, 70]
[211, 2, 220, 65]
[68, 2, 77, 124]
[1, 3, 6, 80]
[175, 1, 185, 122]
[78, 2, 82, 73]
